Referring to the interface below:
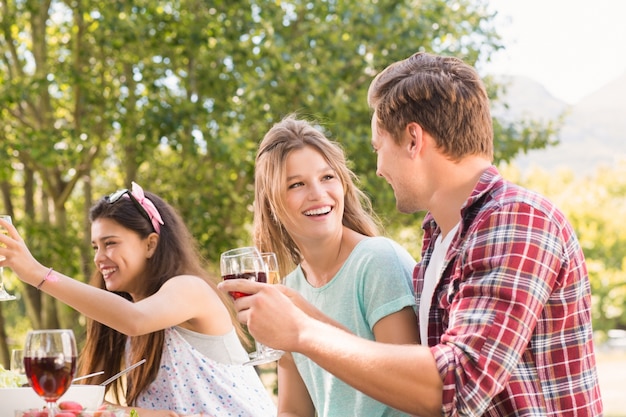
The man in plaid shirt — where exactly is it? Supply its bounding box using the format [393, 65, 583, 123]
[220, 52, 604, 416]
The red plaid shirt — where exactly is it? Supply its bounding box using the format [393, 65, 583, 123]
[416, 166, 603, 416]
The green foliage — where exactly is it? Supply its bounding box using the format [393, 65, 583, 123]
[0, 0, 584, 366]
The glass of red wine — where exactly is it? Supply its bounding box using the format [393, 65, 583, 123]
[220, 247, 265, 300]
[24, 329, 77, 417]
[220, 247, 283, 366]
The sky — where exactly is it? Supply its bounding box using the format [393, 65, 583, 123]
[484, 0, 626, 104]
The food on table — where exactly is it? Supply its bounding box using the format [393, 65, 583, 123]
[0, 364, 27, 388]
[16, 402, 122, 417]
[58, 401, 83, 411]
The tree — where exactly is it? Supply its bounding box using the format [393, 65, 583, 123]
[0, 0, 559, 367]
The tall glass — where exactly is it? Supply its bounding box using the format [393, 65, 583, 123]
[10, 349, 25, 375]
[24, 329, 77, 417]
[0, 214, 16, 301]
[220, 247, 283, 366]
[246, 252, 284, 365]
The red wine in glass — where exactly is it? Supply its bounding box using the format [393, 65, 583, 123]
[24, 329, 77, 417]
[220, 247, 267, 300]
[24, 355, 76, 401]
[222, 271, 267, 299]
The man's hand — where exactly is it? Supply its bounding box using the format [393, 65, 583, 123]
[218, 280, 310, 352]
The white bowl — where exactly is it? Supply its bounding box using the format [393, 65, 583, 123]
[0, 385, 105, 414]
[60, 385, 105, 409]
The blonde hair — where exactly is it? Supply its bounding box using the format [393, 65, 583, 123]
[253, 114, 381, 277]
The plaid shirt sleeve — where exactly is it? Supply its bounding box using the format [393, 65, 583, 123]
[425, 173, 603, 416]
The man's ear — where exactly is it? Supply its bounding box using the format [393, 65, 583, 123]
[406, 122, 423, 157]
[146, 233, 159, 258]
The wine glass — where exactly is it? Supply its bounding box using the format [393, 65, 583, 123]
[246, 252, 284, 365]
[10, 349, 25, 375]
[10, 348, 27, 387]
[0, 214, 17, 301]
[24, 329, 77, 417]
[220, 247, 284, 366]
[220, 247, 264, 300]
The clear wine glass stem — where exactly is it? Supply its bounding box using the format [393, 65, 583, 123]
[46, 400, 57, 416]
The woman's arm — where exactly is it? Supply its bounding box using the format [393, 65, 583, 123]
[372, 306, 420, 344]
[0, 220, 228, 336]
[277, 353, 315, 417]
[29, 267, 224, 336]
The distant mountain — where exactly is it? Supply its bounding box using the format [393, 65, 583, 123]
[492, 75, 568, 122]
[493, 72, 626, 176]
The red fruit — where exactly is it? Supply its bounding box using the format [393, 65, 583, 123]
[54, 413, 77, 417]
[59, 401, 84, 411]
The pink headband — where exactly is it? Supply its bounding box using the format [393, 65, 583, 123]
[126, 182, 165, 234]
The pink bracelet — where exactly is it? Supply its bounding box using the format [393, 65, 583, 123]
[36, 267, 58, 290]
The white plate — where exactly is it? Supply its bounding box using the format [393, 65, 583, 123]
[0, 384, 105, 414]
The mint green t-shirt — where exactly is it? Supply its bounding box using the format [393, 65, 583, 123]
[284, 236, 417, 417]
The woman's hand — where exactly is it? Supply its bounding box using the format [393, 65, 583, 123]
[0, 217, 47, 287]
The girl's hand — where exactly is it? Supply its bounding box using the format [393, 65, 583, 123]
[0, 217, 47, 287]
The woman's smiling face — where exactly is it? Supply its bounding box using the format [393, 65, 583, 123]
[281, 146, 345, 244]
[91, 217, 153, 297]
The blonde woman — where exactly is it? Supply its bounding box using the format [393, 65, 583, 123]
[249, 115, 419, 417]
